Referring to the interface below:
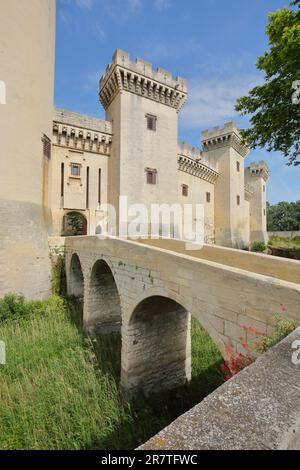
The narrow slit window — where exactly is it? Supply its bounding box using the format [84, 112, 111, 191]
[98, 168, 102, 205]
[42, 134, 51, 159]
[86, 166, 89, 209]
[206, 192, 211, 203]
[61, 163, 64, 198]
[237, 195, 240, 206]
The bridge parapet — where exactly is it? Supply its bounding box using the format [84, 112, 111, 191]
[140, 328, 300, 450]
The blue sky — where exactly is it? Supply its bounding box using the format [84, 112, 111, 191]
[55, 0, 300, 204]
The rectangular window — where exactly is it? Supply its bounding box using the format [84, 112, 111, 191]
[61, 163, 64, 198]
[71, 163, 81, 177]
[206, 192, 211, 203]
[263, 185, 266, 193]
[86, 166, 89, 209]
[146, 114, 157, 131]
[42, 134, 51, 159]
[146, 169, 157, 184]
[236, 161, 240, 172]
[237, 195, 240, 206]
[182, 184, 188, 197]
[98, 168, 102, 205]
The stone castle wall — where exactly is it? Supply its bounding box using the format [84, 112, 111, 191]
[0, 0, 56, 299]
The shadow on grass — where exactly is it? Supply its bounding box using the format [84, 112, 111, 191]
[99, 359, 224, 450]
[66, 297, 225, 450]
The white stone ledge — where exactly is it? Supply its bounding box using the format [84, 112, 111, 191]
[140, 328, 300, 450]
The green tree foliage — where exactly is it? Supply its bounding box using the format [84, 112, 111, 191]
[66, 212, 85, 235]
[236, 1, 300, 165]
[267, 200, 300, 230]
[251, 241, 267, 252]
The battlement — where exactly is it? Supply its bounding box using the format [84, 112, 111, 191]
[178, 142, 203, 161]
[53, 108, 112, 155]
[99, 49, 188, 111]
[177, 142, 219, 184]
[54, 108, 112, 134]
[178, 141, 218, 172]
[201, 121, 241, 141]
[247, 161, 270, 181]
[201, 121, 249, 158]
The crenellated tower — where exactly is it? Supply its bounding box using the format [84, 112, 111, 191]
[99, 49, 188, 235]
[202, 122, 250, 248]
[245, 161, 269, 243]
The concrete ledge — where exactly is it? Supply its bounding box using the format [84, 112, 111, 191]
[268, 231, 300, 238]
[137, 237, 300, 284]
[139, 328, 300, 450]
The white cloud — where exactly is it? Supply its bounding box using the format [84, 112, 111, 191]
[59, 0, 92, 24]
[154, 0, 171, 10]
[59, 10, 69, 24]
[82, 70, 103, 92]
[75, 0, 92, 9]
[180, 74, 263, 130]
[129, 0, 142, 11]
[104, 0, 142, 21]
[139, 36, 202, 63]
[60, 0, 92, 10]
[92, 23, 106, 39]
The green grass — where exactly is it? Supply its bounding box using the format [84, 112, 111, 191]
[0, 295, 224, 450]
[269, 235, 300, 248]
[268, 236, 300, 260]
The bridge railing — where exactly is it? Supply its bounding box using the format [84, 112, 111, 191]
[136, 237, 300, 285]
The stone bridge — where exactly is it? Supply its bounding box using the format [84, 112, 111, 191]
[62, 236, 300, 396]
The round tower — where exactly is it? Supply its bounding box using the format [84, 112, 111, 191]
[0, 0, 56, 299]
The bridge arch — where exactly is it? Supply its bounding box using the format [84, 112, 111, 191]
[121, 288, 227, 396]
[121, 295, 191, 396]
[84, 259, 122, 334]
[68, 253, 84, 299]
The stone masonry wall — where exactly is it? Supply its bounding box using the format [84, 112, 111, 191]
[124, 297, 191, 395]
[62, 236, 300, 395]
[85, 259, 122, 333]
[140, 327, 300, 450]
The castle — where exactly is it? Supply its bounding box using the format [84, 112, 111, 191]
[0, 1, 269, 300]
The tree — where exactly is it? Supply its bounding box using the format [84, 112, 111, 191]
[267, 200, 300, 231]
[66, 212, 86, 236]
[236, 1, 300, 165]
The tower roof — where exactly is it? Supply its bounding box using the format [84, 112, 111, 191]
[201, 121, 249, 158]
[99, 49, 188, 112]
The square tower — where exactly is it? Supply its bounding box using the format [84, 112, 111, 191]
[99, 50, 187, 236]
[245, 161, 269, 243]
[202, 122, 250, 248]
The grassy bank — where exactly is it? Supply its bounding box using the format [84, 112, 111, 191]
[269, 235, 300, 248]
[268, 236, 300, 260]
[0, 295, 224, 450]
